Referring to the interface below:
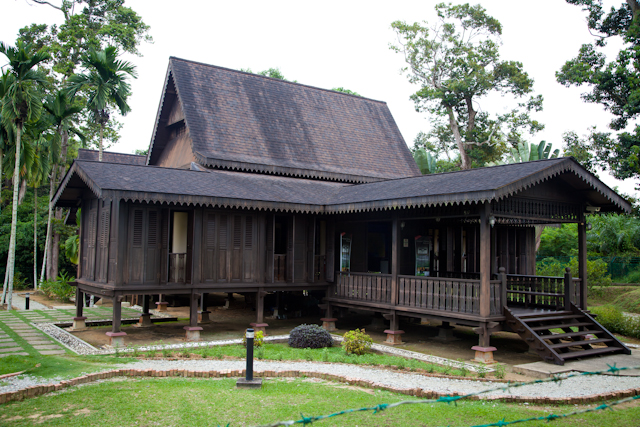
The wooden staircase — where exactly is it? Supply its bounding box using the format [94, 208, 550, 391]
[504, 303, 631, 365]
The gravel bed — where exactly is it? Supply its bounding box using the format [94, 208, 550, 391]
[114, 359, 640, 398]
[32, 323, 101, 355]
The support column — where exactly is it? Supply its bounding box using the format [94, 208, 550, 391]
[472, 203, 497, 362]
[320, 303, 336, 331]
[155, 293, 168, 312]
[436, 321, 455, 341]
[71, 287, 87, 331]
[578, 221, 588, 309]
[250, 289, 268, 335]
[106, 295, 126, 347]
[136, 295, 152, 328]
[383, 311, 404, 345]
[391, 217, 398, 306]
[184, 292, 202, 342]
[199, 292, 211, 324]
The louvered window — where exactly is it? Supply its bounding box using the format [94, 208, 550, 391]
[244, 216, 253, 249]
[88, 210, 97, 248]
[133, 210, 143, 246]
[100, 210, 109, 248]
[206, 214, 216, 248]
[233, 215, 241, 249]
[148, 211, 158, 246]
[218, 215, 227, 249]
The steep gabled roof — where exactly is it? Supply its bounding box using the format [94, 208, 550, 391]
[78, 149, 146, 165]
[146, 57, 421, 183]
[54, 157, 631, 215]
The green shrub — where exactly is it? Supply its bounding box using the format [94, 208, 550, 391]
[243, 330, 264, 347]
[591, 305, 640, 338]
[39, 272, 75, 302]
[288, 324, 333, 349]
[613, 288, 640, 313]
[341, 328, 373, 355]
[536, 257, 612, 292]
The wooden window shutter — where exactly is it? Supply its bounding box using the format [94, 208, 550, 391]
[148, 211, 158, 246]
[219, 215, 227, 249]
[244, 216, 253, 249]
[206, 214, 216, 248]
[100, 209, 109, 248]
[133, 209, 143, 247]
[233, 215, 241, 249]
[88, 210, 97, 248]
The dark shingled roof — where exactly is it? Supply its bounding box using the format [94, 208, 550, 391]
[78, 149, 146, 165]
[147, 57, 421, 183]
[54, 157, 631, 214]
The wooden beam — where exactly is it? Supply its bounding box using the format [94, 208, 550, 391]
[479, 202, 491, 318]
[391, 217, 398, 305]
[578, 221, 588, 309]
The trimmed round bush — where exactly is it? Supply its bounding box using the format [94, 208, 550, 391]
[288, 324, 334, 349]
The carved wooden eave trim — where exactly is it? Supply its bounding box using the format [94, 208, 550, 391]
[193, 151, 386, 184]
[52, 161, 102, 205]
[488, 158, 631, 213]
[146, 63, 174, 166]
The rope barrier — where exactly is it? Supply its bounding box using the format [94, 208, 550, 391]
[251, 364, 640, 427]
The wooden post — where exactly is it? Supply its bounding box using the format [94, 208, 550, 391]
[190, 292, 198, 328]
[479, 203, 491, 318]
[256, 289, 265, 324]
[75, 287, 84, 318]
[578, 221, 588, 309]
[391, 217, 398, 306]
[564, 267, 573, 311]
[142, 294, 150, 315]
[113, 296, 122, 333]
[499, 267, 507, 311]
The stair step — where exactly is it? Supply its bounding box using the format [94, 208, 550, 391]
[522, 314, 583, 323]
[559, 347, 623, 360]
[539, 330, 603, 340]
[550, 338, 613, 349]
[517, 311, 572, 319]
[530, 322, 592, 331]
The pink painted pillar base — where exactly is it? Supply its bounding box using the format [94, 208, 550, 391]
[250, 323, 268, 336]
[320, 318, 337, 332]
[70, 317, 88, 331]
[155, 302, 168, 312]
[384, 329, 405, 345]
[134, 313, 153, 328]
[106, 331, 127, 348]
[471, 346, 497, 364]
[184, 326, 203, 342]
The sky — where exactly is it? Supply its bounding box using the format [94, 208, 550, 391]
[1, 0, 637, 196]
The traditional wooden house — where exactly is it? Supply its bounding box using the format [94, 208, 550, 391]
[54, 57, 632, 364]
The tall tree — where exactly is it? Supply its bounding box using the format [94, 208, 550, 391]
[66, 45, 136, 161]
[0, 41, 49, 310]
[391, 3, 544, 169]
[40, 91, 82, 284]
[557, 0, 640, 186]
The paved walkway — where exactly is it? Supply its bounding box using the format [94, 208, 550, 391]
[0, 304, 152, 358]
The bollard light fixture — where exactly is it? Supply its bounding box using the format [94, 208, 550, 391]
[236, 328, 263, 389]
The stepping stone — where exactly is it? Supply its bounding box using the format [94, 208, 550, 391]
[32, 344, 62, 350]
[38, 349, 66, 355]
[0, 352, 29, 357]
[0, 347, 23, 353]
[24, 340, 51, 345]
[0, 341, 16, 347]
[16, 333, 41, 338]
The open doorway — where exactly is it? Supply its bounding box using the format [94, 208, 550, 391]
[169, 211, 192, 283]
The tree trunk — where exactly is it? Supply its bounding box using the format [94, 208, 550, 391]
[5, 123, 23, 310]
[40, 172, 55, 287]
[49, 208, 62, 281]
[446, 106, 471, 169]
[34, 185, 38, 290]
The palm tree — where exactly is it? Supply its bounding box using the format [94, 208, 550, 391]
[66, 46, 136, 161]
[40, 91, 83, 285]
[0, 41, 49, 310]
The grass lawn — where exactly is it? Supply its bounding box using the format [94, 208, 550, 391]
[0, 377, 638, 426]
[0, 354, 136, 378]
[130, 343, 487, 377]
[588, 286, 640, 314]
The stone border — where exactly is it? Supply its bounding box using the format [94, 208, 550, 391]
[1, 368, 639, 405]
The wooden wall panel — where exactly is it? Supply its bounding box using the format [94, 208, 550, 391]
[326, 220, 335, 282]
[218, 214, 228, 282]
[294, 216, 307, 282]
[265, 214, 274, 283]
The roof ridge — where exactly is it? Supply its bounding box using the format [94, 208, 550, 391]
[78, 149, 145, 158]
[168, 56, 387, 104]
